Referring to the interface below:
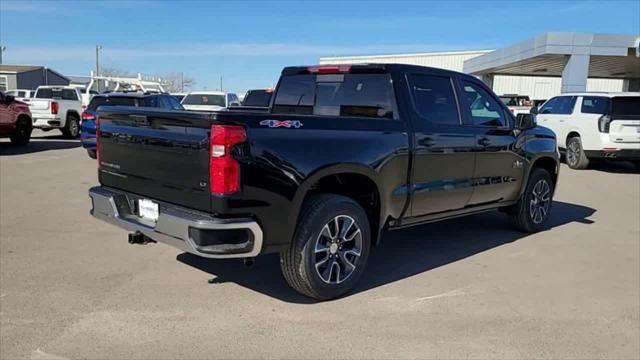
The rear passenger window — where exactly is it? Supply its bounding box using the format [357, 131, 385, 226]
[460, 81, 507, 127]
[409, 74, 459, 125]
[581, 96, 609, 114]
[273, 73, 395, 119]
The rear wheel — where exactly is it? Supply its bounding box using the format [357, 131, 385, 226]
[566, 136, 589, 169]
[510, 168, 554, 233]
[10, 118, 32, 145]
[62, 115, 80, 139]
[280, 194, 371, 300]
[87, 149, 97, 159]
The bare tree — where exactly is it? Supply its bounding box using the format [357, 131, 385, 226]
[155, 72, 196, 93]
[98, 64, 133, 78]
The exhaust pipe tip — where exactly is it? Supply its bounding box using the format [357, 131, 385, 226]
[128, 232, 156, 245]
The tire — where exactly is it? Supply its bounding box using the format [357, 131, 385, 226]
[632, 161, 640, 170]
[62, 115, 80, 139]
[87, 149, 97, 159]
[510, 168, 554, 233]
[10, 117, 32, 146]
[566, 136, 589, 169]
[280, 194, 371, 300]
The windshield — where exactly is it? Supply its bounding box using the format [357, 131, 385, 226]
[611, 97, 640, 116]
[182, 94, 226, 106]
[87, 96, 138, 111]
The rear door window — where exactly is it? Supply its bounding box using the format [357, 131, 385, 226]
[581, 96, 610, 114]
[408, 74, 460, 126]
[273, 73, 395, 119]
[459, 80, 507, 127]
[611, 97, 640, 116]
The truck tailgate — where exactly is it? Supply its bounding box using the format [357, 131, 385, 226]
[29, 99, 51, 111]
[98, 107, 214, 212]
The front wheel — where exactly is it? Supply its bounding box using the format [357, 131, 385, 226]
[62, 115, 80, 139]
[280, 194, 371, 300]
[509, 168, 554, 233]
[10, 118, 32, 145]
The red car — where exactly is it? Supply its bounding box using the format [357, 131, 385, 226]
[0, 91, 32, 145]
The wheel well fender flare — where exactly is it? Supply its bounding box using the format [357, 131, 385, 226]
[522, 155, 559, 197]
[291, 164, 384, 235]
[66, 110, 80, 121]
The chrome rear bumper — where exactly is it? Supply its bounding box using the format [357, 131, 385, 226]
[89, 186, 263, 258]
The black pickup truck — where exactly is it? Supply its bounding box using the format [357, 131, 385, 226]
[89, 64, 559, 300]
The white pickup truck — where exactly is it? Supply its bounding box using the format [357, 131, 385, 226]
[30, 86, 83, 138]
[499, 94, 533, 116]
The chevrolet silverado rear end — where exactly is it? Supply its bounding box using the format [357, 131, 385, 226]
[90, 107, 264, 258]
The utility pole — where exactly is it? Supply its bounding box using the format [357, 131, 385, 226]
[220, 76, 223, 91]
[0, 46, 6, 65]
[95, 45, 102, 92]
[181, 72, 184, 92]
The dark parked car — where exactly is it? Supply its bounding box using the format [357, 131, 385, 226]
[89, 64, 559, 300]
[80, 93, 183, 158]
[0, 91, 32, 145]
[241, 88, 273, 107]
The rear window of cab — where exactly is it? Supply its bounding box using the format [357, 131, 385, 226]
[273, 73, 395, 119]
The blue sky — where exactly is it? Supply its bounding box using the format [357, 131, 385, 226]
[1, 0, 639, 94]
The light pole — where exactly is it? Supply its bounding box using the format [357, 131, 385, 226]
[95, 45, 102, 92]
[0, 46, 6, 65]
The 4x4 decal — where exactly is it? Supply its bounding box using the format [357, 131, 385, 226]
[259, 120, 303, 128]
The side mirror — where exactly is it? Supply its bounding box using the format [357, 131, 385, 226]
[5, 95, 15, 104]
[516, 113, 536, 130]
[529, 105, 539, 115]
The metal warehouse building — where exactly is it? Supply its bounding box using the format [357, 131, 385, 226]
[319, 32, 638, 100]
[0, 65, 70, 92]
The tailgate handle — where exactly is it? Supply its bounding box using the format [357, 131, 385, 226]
[129, 115, 149, 125]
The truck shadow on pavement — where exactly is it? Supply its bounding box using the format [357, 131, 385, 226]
[0, 134, 81, 156]
[586, 160, 640, 174]
[177, 201, 596, 304]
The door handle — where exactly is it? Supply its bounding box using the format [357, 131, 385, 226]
[418, 137, 435, 147]
[478, 137, 491, 146]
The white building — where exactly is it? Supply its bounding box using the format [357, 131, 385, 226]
[319, 48, 625, 101]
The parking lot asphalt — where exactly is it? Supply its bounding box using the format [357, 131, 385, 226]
[1, 130, 639, 359]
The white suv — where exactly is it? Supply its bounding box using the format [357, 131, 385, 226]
[534, 92, 640, 169]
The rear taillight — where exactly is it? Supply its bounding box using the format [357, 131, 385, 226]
[598, 114, 612, 133]
[82, 111, 95, 124]
[96, 115, 101, 167]
[209, 124, 246, 195]
[51, 101, 59, 115]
